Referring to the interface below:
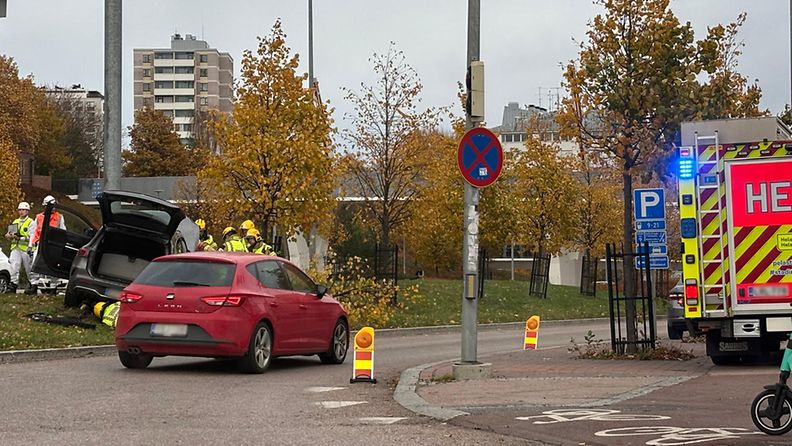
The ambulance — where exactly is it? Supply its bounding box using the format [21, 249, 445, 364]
[678, 117, 792, 364]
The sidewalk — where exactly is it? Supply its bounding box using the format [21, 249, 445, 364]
[404, 341, 711, 415]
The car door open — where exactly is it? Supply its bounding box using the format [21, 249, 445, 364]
[32, 204, 97, 279]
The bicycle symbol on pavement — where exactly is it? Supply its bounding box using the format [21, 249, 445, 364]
[516, 409, 670, 425]
[515, 410, 762, 445]
[595, 426, 762, 445]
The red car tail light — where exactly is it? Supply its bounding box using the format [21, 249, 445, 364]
[78, 247, 89, 257]
[677, 297, 683, 307]
[120, 291, 143, 303]
[201, 296, 244, 307]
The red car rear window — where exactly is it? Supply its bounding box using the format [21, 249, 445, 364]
[134, 261, 236, 287]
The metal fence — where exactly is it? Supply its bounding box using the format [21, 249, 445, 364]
[580, 253, 598, 296]
[478, 249, 489, 300]
[529, 252, 551, 298]
[373, 243, 398, 304]
[605, 243, 657, 354]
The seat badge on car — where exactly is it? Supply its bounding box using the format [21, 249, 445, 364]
[166, 293, 175, 300]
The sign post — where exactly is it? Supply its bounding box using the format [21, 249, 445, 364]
[633, 188, 669, 270]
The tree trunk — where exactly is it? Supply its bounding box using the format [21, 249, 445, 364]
[622, 167, 638, 353]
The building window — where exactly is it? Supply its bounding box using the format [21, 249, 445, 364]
[143, 97, 154, 107]
[143, 69, 151, 78]
[175, 66, 194, 74]
[199, 97, 208, 106]
[199, 54, 208, 63]
[199, 68, 208, 78]
[175, 52, 194, 60]
[175, 81, 194, 89]
[142, 83, 150, 92]
[155, 81, 174, 89]
[175, 95, 194, 103]
[160, 110, 174, 117]
[175, 109, 194, 118]
[142, 54, 151, 63]
[154, 52, 173, 59]
[155, 66, 174, 74]
[200, 83, 208, 92]
[155, 95, 173, 103]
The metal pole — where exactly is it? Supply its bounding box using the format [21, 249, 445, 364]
[103, 0, 122, 190]
[308, 0, 314, 88]
[510, 242, 515, 281]
[460, 0, 481, 365]
[790, 0, 791, 107]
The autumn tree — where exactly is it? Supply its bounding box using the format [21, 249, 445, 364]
[405, 127, 464, 275]
[0, 136, 22, 227]
[0, 56, 42, 154]
[197, 21, 335, 238]
[123, 107, 197, 177]
[46, 90, 104, 178]
[558, 0, 763, 349]
[343, 44, 438, 249]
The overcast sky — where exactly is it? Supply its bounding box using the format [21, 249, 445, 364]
[0, 0, 789, 145]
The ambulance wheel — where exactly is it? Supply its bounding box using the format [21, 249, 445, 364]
[238, 322, 273, 374]
[319, 319, 349, 365]
[667, 326, 683, 340]
[118, 351, 153, 369]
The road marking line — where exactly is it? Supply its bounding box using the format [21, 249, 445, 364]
[305, 386, 347, 393]
[315, 401, 367, 409]
[358, 417, 407, 425]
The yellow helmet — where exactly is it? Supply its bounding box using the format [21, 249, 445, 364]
[195, 219, 206, 230]
[240, 220, 255, 231]
[93, 301, 107, 319]
[222, 227, 236, 237]
[246, 228, 261, 239]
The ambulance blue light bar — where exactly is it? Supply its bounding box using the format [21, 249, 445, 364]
[679, 148, 695, 179]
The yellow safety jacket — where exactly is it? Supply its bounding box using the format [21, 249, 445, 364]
[251, 241, 274, 255]
[223, 235, 248, 252]
[200, 234, 218, 251]
[10, 217, 33, 252]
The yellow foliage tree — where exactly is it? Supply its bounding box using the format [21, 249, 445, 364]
[197, 21, 336, 237]
[404, 127, 464, 275]
[0, 56, 42, 154]
[0, 136, 22, 227]
[574, 156, 624, 258]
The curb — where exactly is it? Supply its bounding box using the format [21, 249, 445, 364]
[394, 360, 470, 421]
[0, 344, 117, 365]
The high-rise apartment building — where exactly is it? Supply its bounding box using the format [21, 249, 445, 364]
[133, 34, 233, 143]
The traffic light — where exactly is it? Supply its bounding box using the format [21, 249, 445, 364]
[466, 61, 484, 118]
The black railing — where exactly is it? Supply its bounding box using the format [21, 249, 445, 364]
[529, 252, 551, 298]
[580, 253, 598, 296]
[374, 242, 398, 304]
[605, 243, 656, 354]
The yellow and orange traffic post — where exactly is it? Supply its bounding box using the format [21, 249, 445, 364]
[350, 326, 377, 384]
[524, 315, 540, 350]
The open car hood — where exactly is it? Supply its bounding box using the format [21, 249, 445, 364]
[98, 190, 186, 239]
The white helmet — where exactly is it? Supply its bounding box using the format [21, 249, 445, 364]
[18, 202, 30, 211]
[42, 195, 56, 206]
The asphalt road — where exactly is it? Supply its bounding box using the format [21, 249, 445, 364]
[0, 320, 607, 446]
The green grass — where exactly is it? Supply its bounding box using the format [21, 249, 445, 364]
[389, 279, 611, 328]
[0, 293, 114, 350]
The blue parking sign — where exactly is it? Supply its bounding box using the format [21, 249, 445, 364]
[634, 188, 665, 220]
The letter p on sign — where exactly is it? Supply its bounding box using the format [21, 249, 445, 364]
[634, 188, 665, 220]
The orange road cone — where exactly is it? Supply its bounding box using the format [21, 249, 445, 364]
[351, 327, 377, 384]
[524, 315, 540, 350]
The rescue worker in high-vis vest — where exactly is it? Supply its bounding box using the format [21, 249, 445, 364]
[245, 228, 274, 255]
[28, 195, 66, 295]
[195, 219, 217, 251]
[221, 227, 248, 252]
[4, 202, 34, 293]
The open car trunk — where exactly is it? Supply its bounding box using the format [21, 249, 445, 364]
[92, 229, 167, 283]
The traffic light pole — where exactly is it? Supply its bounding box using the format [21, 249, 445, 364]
[453, 0, 491, 381]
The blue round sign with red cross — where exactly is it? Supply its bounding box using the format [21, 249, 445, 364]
[457, 127, 503, 187]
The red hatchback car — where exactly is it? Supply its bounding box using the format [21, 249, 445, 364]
[115, 252, 349, 373]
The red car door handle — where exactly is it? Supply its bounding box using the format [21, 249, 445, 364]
[299, 304, 307, 310]
[269, 302, 278, 307]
